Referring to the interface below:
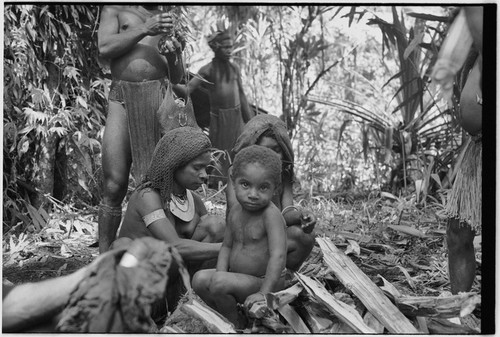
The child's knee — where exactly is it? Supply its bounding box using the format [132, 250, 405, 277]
[209, 272, 230, 295]
[192, 269, 212, 293]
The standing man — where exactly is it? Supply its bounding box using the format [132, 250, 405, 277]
[97, 6, 185, 253]
[175, 30, 253, 184]
[434, 7, 483, 294]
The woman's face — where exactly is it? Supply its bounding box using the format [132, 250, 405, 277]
[174, 151, 211, 190]
[256, 136, 283, 160]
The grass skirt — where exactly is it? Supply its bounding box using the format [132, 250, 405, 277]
[444, 134, 482, 233]
[121, 80, 164, 182]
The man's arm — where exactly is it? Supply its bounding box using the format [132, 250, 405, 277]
[173, 64, 211, 98]
[2, 266, 87, 332]
[139, 189, 221, 261]
[234, 65, 253, 122]
[97, 6, 173, 60]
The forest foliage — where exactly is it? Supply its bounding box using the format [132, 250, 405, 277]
[3, 5, 462, 233]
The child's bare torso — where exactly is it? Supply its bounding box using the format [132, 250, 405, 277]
[227, 205, 276, 277]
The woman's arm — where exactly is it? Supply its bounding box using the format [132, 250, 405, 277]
[281, 178, 316, 232]
[215, 214, 233, 272]
[138, 189, 221, 262]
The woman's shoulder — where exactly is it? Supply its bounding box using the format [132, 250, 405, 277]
[130, 187, 164, 213]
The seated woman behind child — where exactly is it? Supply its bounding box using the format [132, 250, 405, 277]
[111, 127, 225, 316]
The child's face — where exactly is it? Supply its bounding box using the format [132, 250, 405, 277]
[174, 151, 211, 191]
[233, 162, 276, 212]
[256, 136, 283, 161]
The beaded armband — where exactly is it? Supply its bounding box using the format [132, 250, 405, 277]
[281, 205, 300, 216]
[142, 209, 167, 227]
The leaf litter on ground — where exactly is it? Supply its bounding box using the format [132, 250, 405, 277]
[2, 186, 482, 332]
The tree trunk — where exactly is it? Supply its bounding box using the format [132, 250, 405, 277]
[32, 132, 58, 209]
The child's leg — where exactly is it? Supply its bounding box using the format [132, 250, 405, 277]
[209, 271, 263, 327]
[192, 269, 216, 307]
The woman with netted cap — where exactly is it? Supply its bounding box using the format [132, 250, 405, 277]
[114, 126, 224, 314]
[227, 114, 317, 271]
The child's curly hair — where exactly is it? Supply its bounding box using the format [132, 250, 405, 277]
[232, 145, 282, 187]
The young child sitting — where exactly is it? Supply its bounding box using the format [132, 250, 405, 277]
[228, 114, 316, 271]
[192, 145, 287, 328]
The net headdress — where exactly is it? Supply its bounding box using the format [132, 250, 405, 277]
[232, 114, 294, 169]
[143, 127, 211, 203]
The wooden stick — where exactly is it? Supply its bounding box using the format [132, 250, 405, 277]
[296, 273, 376, 333]
[277, 304, 311, 333]
[266, 282, 304, 310]
[395, 292, 481, 318]
[179, 297, 236, 333]
[317, 237, 419, 333]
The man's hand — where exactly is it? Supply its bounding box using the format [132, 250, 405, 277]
[143, 12, 176, 36]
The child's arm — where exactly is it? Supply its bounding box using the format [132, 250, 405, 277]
[225, 166, 238, 217]
[261, 209, 287, 293]
[244, 208, 286, 309]
[258, 208, 287, 292]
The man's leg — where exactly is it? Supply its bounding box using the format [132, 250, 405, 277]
[99, 101, 132, 253]
[446, 217, 476, 293]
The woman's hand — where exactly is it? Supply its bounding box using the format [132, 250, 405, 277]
[300, 211, 316, 234]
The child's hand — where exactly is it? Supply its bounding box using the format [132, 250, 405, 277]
[300, 211, 316, 234]
[244, 292, 269, 318]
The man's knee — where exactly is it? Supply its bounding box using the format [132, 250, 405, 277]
[102, 175, 128, 205]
